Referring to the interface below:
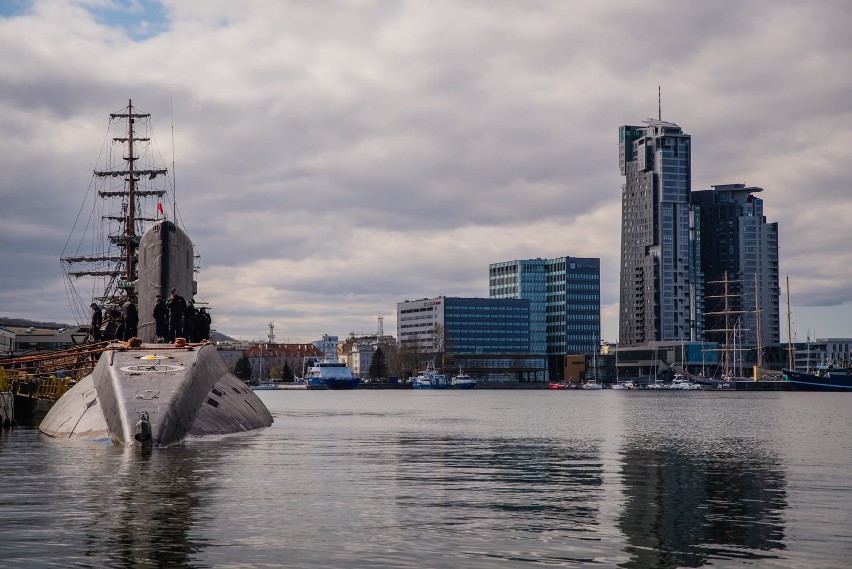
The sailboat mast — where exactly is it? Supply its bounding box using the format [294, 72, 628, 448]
[755, 274, 763, 370]
[125, 99, 136, 284]
[786, 276, 793, 370]
[723, 272, 731, 377]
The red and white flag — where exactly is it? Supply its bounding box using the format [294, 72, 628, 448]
[157, 202, 164, 218]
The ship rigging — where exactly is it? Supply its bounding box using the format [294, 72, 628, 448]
[60, 99, 193, 327]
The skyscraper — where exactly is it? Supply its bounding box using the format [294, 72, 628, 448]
[618, 119, 703, 346]
[692, 184, 780, 348]
[489, 257, 600, 356]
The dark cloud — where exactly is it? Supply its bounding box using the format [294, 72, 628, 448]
[1, 0, 851, 341]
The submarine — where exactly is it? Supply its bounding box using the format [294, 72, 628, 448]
[39, 341, 272, 446]
[41, 220, 273, 447]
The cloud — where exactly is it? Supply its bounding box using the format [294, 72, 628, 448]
[1, 0, 851, 344]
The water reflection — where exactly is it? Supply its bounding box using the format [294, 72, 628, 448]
[76, 446, 216, 567]
[618, 435, 787, 568]
[393, 434, 604, 538]
[0, 428, 223, 568]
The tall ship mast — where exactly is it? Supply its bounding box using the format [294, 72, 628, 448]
[61, 99, 191, 327]
[704, 272, 749, 378]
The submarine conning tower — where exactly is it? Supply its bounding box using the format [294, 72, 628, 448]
[136, 220, 197, 344]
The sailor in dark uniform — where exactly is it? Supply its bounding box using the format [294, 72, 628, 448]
[167, 289, 186, 341]
[90, 303, 103, 342]
[122, 296, 139, 341]
[183, 299, 196, 343]
[153, 294, 168, 342]
[195, 307, 212, 342]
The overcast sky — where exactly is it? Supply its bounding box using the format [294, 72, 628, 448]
[1, 0, 851, 344]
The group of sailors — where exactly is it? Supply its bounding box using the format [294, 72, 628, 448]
[89, 289, 211, 344]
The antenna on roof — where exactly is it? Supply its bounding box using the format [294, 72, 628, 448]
[658, 85, 662, 121]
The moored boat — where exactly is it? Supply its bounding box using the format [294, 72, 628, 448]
[410, 360, 449, 389]
[304, 359, 360, 390]
[252, 381, 282, 391]
[40, 342, 273, 446]
[1, 343, 110, 425]
[666, 374, 703, 390]
[450, 367, 476, 389]
[782, 367, 852, 391]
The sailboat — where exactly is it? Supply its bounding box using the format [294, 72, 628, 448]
[780, 277, 852, 391]
[40, 101, 273, 446]
[581, 349, 603, 389]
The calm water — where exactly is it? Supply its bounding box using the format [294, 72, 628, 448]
[1, 390, 851, 568]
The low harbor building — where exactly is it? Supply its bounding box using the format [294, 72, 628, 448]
[2, 325, 88, 356]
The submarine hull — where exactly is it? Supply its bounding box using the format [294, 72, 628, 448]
[39, 343, 272, 447]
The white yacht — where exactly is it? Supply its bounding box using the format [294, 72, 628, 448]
[450, 367, 476, 389]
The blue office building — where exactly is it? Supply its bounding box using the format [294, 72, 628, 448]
[489, 257, 600, 355]
[397, 296, 530, 354]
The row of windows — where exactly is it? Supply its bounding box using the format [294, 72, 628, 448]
[546, 293, 599, 301]
[398, 316, 437, 324]
[399, 306, 435, 315]
[546, 282, 599, 292]
[546, 317, 601, 327]
[446, 324, 528, 332]
[547, 272, 598, 281]
[399, 324, 438, 330]
[446, 317, 529, 325]
[447, 345, 530, 352]
[445, 306, 528, 312]
[447, 336, 529, 343]
[565, 304, 599, 311]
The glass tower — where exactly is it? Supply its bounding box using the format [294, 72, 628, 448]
[693, 184, 780, 348]
[489, 257, 600, 355]
[619, 119, 703, 346]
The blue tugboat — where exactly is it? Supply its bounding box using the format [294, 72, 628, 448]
[782, 367, 852, 391]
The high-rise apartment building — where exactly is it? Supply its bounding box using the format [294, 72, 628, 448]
[618, 119, 703, 346]
[489, 257, 600, 355]
[692, 184, 780, 348]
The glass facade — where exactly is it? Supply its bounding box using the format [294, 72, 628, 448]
[443, 297, 530, 353]
[693, 184, 780, 347]
[397, 296, 531, 354]
[490, 257, 600, 355]
[619, 119, 703, 346]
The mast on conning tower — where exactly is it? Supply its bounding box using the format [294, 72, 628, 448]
[95, 99, 167, 286]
